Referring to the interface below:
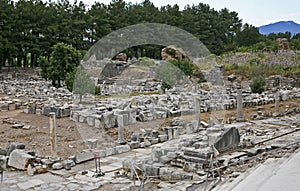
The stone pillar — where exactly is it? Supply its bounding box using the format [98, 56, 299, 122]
[236, 89, 244, 121]
[49, 112, 57, 158]
[173, 127, 179, 139]
[194, 97, 201, 127]
[275, 92, 280, 113]
[116, 115, 126, 145]
[87, 139, 98, 149]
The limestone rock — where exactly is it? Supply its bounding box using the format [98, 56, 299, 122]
[8, 142, 26, 155]
[116, 53, 127, 62]
[52, 162, 63, 170]
[8, 149, 35, 170]
[161, 45, 187, 61]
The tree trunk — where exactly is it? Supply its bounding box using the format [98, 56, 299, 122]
[23, 53, 27, 69]
[31, 53, 35, 68]
[0, 56, 3, 73]
[17, 54, 22, 67]
[8, 56, 10, 72]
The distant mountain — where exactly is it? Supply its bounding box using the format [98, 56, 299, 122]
[259, 21, 300, 35]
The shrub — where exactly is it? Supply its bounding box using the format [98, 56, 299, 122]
[250, 76, 266, 94]
[169, 58, 195, 77]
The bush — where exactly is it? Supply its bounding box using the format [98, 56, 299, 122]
[250, 76, 266, 94]
[169, 58, 195, 77]
[138, 57, 155, 67]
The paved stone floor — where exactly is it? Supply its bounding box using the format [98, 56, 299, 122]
[1, 146, 158, 191]
[215, 148, 300, 191]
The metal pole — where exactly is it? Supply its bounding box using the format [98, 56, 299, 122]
[93, 151, 105, 177]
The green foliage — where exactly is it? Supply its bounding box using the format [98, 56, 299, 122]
[138, 57, 155, 67]
[250, 76, 266, 94]
[38, 56, 50, 79]
[0, 0, 244, 71]
[44, 43, 81, 86]
[66, 64, 97, 95]
[156, 61, 190, 89]
[236, 24, 262, 47]
[291, 39, 300, 50]
[169, 58, 195, 77]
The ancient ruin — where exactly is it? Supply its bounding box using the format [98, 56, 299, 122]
[1, 54, 300, 191]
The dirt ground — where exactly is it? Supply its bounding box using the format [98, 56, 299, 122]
[0, 96, 299, 159]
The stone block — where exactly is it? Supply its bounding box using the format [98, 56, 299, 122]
[171, 117, 185, 126]
[41, 159, 54, 167]
[103, 112, 116, 128]
[15, 102, 21, 110]
[149, 138, 159, 144]
[158, 134, 168, 142]
[35, 109, 42, 115]
[105, 147, 116, 156]
[131, 133, 140, 142]
[139, 142, 145, 148]
[129, 141, 140, 149]
[87, 116, 96, 127]
[61, 108, 70, 118]
[87, 139, 98, 149]
[93, 115, 103, 129]
[173, 127, 179, 139]
[51, 107, 61, 118]
[152, 130, 160, 138]
[75, 150, 94, 164]
[43, 106, 51, 116]
[128, 111, 136, 125]
[170, 110, 181, 117]
[28, 104, 36, 114]
[98, 150, 106, 158]
[152, 147, 163, 162]
[8, 103, 16, 110]
[116, 145, 130, 154]
[214, 127, 240, 153]
[1, 103, 8, 111]
[62, 159, 75, 169]
[144, 164, 160, 177]
[78, 115, 87, 123]
[8, 149, 35, 170]
[8, 142, 26, 155]
[71, 112, 79, 122]
[52, 162, 63, 170]
[159, 167, 174, 181]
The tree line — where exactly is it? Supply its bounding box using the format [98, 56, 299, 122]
[1, 0, 299, 74]
[0, 0, 243, 72]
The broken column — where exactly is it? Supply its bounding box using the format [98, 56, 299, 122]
[194, 96, 201, 127]
[236, 88, 244, 121]
[49, 112, 57, 158]
[115, 115, 126, 145]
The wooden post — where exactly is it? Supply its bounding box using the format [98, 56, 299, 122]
[49, 112, 57, 158]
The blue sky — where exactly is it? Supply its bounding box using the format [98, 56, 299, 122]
[82, 0, 300, 27]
